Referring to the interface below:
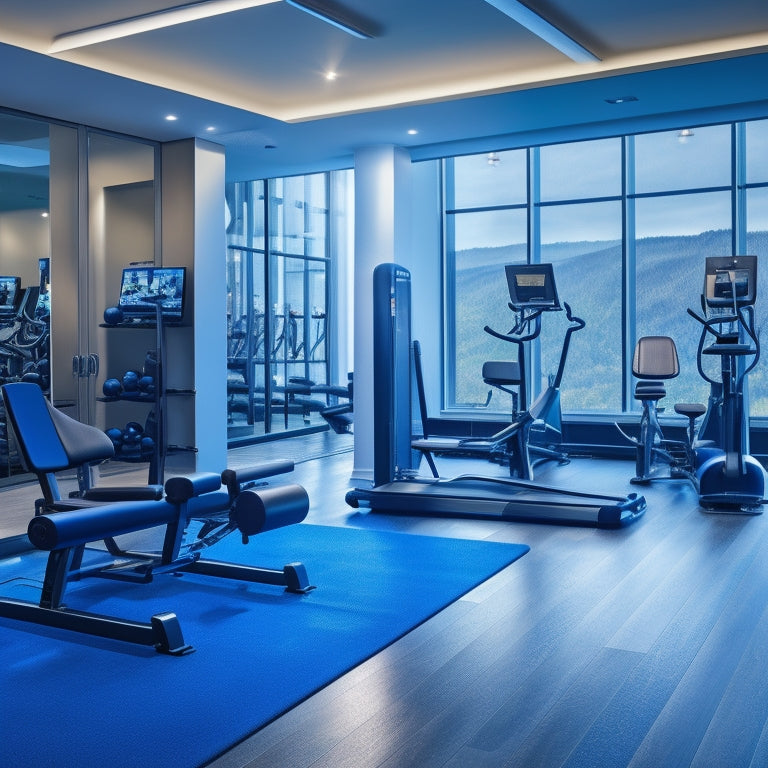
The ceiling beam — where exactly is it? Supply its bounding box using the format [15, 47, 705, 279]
[483, 0, 600, 63]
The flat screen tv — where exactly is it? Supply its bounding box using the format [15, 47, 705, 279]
[0, 276, 21, 317]
[118, 266, 186, 322]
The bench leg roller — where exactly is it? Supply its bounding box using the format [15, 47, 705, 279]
[230, 484, 309, 542]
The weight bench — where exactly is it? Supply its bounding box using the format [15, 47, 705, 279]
[0, 383, 314, 654]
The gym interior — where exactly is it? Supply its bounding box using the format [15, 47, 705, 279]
[1, 4, 768, 767]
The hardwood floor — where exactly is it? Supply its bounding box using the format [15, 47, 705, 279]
[205, 439, 768, 768]
[3, 432, 767, 767]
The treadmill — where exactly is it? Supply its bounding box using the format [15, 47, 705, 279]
[345, 263, 645, 528]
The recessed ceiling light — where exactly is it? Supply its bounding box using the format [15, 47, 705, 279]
[407, 129, 418, 135]
[205, 125, 216, 132]
[165, 114, 178, 121]
[605, 96, 638, 104]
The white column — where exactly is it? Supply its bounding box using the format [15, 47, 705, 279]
[351, 145, 412, 484]
[161, 138, 228, 474]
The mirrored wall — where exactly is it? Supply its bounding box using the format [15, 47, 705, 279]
[0, 113, 52, 479]
[226, 170, 352, 444]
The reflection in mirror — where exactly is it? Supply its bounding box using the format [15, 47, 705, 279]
[0, 112, 51, 482]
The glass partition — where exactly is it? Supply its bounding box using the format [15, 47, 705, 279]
[226, 171, 349, 444]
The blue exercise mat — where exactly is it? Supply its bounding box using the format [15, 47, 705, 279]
[0, 523, 528, 768]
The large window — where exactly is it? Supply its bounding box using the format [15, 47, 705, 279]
[538, 139, 623, 412]
[443, 118, 768, 420]
[445, 150, 527, 410]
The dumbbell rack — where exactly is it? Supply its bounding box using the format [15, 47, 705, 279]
[99, 302, 193, 484]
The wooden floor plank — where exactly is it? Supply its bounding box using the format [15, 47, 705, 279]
[4, 432, 768, 768]
[561, 514, 768, 768]
[690, 600, 768, 768]
[628, 519, 768, 768]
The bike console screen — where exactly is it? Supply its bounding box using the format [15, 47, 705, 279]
[505, 263, 561, 309]
[704, 255, 757, 309]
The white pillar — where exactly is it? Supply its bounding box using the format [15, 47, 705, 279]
[161, 138, 228, 474]
[351, 145, 412, 484]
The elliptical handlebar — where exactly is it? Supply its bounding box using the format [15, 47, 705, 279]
[687, 302, 761, 381]
[483, 306, 544, 345]
[563, 302, 586, 332]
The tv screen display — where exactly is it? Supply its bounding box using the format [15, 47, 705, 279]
[118, 266, 186, 321]
[0, 276, 21, 316]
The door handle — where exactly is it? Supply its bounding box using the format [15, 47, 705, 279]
[71, 354, 99, 377]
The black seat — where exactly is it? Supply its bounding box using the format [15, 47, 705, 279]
[411, 340, 495, 477]
[632, 335, 679, 402]
[1, 382, 163, 512]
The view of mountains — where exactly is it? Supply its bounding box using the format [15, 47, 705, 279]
[454, 229, 768, 416]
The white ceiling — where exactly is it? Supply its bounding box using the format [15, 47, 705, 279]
[0, 0, 767, 179]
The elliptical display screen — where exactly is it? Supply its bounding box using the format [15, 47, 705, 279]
[118, 266, 186, 322]
[0, 276, 21, 317]
[505, 263, 560, 309]
[704, 255, 757, 308]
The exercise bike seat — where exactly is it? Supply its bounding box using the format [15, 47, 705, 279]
[482, 360, 521, 386]
[674, 402, 707, 419]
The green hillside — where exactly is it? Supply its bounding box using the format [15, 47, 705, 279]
[454, 231, 768, 415]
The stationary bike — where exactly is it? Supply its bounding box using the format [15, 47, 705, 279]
[480, 263, 585, 478]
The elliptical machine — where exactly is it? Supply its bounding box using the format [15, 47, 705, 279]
[688, 256, 765, 512]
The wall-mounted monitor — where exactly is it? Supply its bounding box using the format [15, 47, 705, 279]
[118, 266, 186, 322]
[0, 276, 21, 318]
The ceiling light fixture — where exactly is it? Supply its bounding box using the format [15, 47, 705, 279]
[49, 0, 280, 53]
[284, 0, 375, 39]
[677, 128, 695, 143]
[407, 129, 418, 136]
[487, 152, 500, 166]
[325, 71, 338, 81]
[605, 95, 638, 104]
[482, 0, 599, 63]
[165, 114, 179, 121]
